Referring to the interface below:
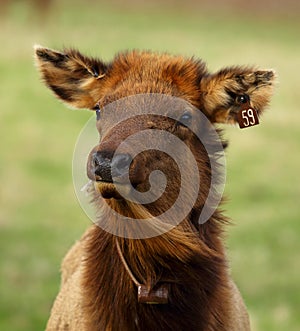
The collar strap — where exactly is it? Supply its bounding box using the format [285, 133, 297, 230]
[115, 238, 169, 304]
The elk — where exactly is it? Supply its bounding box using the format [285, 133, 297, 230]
[35, 46, 275, 331]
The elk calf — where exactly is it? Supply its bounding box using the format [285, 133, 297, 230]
[35, 46, 275, 331]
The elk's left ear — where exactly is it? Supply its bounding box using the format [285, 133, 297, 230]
[200, 66, 276, 123]
[34, 45, 108, 109]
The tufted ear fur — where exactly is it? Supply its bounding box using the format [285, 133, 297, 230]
[200, 66, 276, 124]
[34, 46, 108, 109]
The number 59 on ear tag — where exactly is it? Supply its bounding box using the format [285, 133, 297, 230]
[237, 107, 259, 129]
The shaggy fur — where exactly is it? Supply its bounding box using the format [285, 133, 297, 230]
[35, 46, 276, 331]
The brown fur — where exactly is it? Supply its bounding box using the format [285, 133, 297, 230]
[35, 46, 276, 331]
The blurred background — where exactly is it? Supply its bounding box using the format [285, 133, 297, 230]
[0, 0, 299, 330]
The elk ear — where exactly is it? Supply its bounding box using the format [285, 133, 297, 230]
[34, 45, 108, 109]
[200, 66, 276, 123]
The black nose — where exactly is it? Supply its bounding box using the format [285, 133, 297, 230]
[92, 151, 132, 182]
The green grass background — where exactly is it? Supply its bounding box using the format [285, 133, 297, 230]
[0, 1, 299, 330]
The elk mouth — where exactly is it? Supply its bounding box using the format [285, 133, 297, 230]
[93, 180, 132, 200]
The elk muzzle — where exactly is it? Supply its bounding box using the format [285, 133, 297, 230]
[91, 151, 133, 183]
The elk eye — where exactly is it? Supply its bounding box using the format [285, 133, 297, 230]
[179, 111, 192, 127]
[96, 109, 101, 121]
[94, 105, 101, 120]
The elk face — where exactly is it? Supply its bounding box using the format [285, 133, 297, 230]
[85, 94, 213, 219]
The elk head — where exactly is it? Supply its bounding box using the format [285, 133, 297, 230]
[35, 46, 276, 237]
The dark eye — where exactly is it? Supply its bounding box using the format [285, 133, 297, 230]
[179, 111, 193, 127]
[94, 105, 101, 120]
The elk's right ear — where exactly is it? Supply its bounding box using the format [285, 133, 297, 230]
[34, 45, 108, 109]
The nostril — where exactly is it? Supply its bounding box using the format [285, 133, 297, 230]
[111, 153, 132, 178]
[92, 153, 101, 167]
